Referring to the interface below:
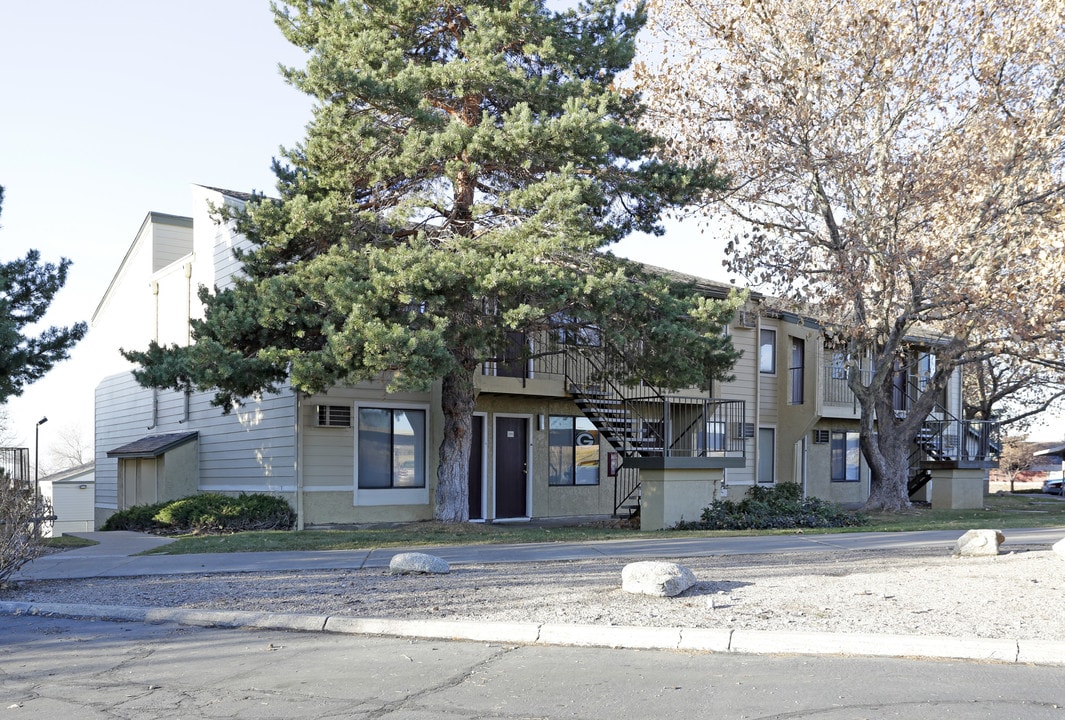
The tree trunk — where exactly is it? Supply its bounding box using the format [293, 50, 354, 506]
[855, 378, 916, 513]
[862, 426, 914, 512]
[435, 366, 476, 523]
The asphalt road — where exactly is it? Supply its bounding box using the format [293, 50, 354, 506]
[3, 614, 1063, 719]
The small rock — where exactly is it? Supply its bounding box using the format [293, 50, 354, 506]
[621, 561, 696, 597]
[1052, 537, 1065, 559]
[953, 529, 1005, 557]
[389, 552, 450, 575]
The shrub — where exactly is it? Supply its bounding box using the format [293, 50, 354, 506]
[101, 501, 169, 532]
[102, 493, 295, 535]
[673, 482, 867, 531]
[0, 479, 53, 585]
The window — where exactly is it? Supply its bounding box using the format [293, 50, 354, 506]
[831, 431, 861, 482]
[757, 427, 775, 484]
[829, 351, 848, 380]
[553, 313, 602, 347]
[759, 329, 776, 374]
[357, 408, 426, 489]
[548, 416, 600, 486]
[789, 337, 805, 404]
[698, 421, 728, 455]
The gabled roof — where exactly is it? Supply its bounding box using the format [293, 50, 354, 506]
[39, 461, 95, 484]
[106, 431, 199, 459]
[195, 185, 257, 202]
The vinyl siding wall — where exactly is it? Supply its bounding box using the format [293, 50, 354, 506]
[94, 372, 297, 521]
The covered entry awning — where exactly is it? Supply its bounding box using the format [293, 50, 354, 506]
[106, 431, 199, 459]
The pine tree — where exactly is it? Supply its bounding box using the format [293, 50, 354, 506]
[0, 186, 88, 403]
[124, 0, 738, 521]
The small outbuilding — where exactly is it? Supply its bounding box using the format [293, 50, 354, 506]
[38, 462, 95, 537]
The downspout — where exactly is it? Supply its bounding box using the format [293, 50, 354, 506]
[150, 280, 160, 430]
[753, 316, 762, 483]
[184, 262, 193, 346]
[294, 392, 304, 531]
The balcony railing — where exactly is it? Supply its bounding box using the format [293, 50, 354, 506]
[915, 419, 1001, 465]
[0, 447, 31, 487]
[823, 364, 860, 407]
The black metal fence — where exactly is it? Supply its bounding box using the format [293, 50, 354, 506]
[0, 447, 31, 486]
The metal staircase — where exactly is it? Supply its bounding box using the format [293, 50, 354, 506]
[906, 406, 1000, 498]
[561, 341, 745, 516]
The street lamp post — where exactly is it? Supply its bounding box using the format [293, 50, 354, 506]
[34, 416, 48, 536]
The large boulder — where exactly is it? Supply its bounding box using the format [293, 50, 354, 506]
[1052, 537, 1065, 559]
[621, 561, 696, 597]
[953, 529, 1005, 557]
[389, 552, 450, 575]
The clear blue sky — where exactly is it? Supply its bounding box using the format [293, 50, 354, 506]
[0, 0, 717, 455]
[2, 2, 1055, 456]
[0, 1, 316, 451]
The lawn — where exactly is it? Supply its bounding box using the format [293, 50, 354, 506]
[142, 492, 1065, 555]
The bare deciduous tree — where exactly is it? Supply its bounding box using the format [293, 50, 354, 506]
[639, 0, 1065, 510]
[46, 423, 93, 473]
[964, 351, 1065, 433]
[996, 437, 1039, 493]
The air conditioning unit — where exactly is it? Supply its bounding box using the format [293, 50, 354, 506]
[316, 405, 353, 428]
[812, 429, 831, 444]
[735, 310, 758, 329]
[732, 422, 755, 439]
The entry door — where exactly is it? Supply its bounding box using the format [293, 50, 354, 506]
[467, 416, 485, 520]
[495, 417, 528, 518]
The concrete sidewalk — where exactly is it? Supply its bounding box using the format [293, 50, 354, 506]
[6, 527, 1065, 666]
[13, 526, 1065, 581]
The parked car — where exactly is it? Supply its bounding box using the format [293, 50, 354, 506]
[1042, 478, 1064, 495]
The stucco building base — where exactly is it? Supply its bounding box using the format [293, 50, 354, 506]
[930, 468, 986, 510]
[639, 468, 724, 531]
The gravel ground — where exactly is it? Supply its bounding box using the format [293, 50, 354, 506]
[4, 545, 1065, 640]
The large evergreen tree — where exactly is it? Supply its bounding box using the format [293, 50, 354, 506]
[0, 186, 88, 403]
[124, 0, 738, 521]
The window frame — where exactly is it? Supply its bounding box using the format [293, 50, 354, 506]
[789, 336, 805, 405]
[830, 430, 861, 482]
[548, 415, 601, 487]
[353, 402, 430, 506]
[759, 328, 777, 374]
[757, 426, 776, 484]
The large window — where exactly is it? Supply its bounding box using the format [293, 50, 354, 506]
[548, 416, 600, 486]
[831, 431, 861, 482]
[759, 329, 777, 374]
[757, 427, 775, 484]
[357, 408, 426, 489]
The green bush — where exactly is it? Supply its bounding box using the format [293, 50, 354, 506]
[102, 493, 295, 535]
[100, 501, 168, 532]
[673, 482, 867, 531]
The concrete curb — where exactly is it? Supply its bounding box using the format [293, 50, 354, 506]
[4, 601, 1062, 666]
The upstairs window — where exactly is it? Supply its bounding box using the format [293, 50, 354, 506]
[789, 337, 805, 404]
[759, 329, 777, 374]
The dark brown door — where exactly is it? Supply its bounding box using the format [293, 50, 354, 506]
[468, 415, 484, 520]
[495, 417, 528, 518]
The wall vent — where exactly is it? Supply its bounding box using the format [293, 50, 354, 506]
[316, 405, 352, 428]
